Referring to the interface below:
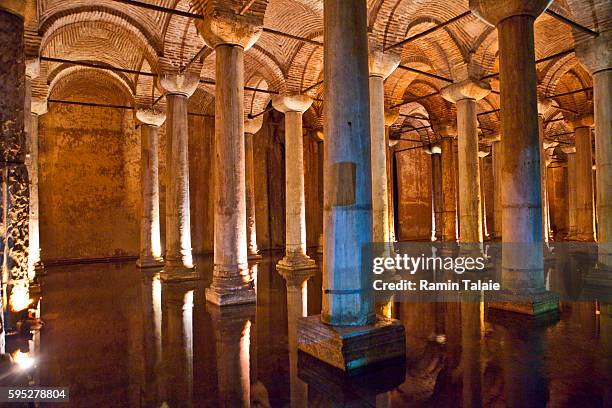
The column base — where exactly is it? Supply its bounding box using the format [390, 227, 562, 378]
[297, 314, 406, 372]
[277, 253, 317, 271]
[247, 251, 263, 261]
[160, 264, 199, 282]
[205, 285, 256, 306]
[487, 290, 559, 316]
[136, 256, 165, 269]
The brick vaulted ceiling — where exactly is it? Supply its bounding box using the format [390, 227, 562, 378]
[25, 0, 611, 157]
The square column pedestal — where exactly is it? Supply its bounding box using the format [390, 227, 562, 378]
[487, 291, 559, 316]
[297, 315, 405, 372]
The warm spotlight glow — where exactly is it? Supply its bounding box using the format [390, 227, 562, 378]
[13, 351, 34, 370]
[10, 283, 31, 312]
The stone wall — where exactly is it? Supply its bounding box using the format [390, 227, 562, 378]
[38, 106, 323, 262]
[395, 146, 433, 241]
[548, 166, 568, 237]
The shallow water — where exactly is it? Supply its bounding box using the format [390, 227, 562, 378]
[5, 251, 611, 407]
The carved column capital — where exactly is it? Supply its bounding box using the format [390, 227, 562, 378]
[31, 97, 47, 116]
[193, 9, 263, 50]
[245, 115, 263, 134]
[576, 30, 612, 75]
[272, 93, 313, 114]
[470, 0, 552, 26]
[136, 108, 167, 127]
[159, 72, 199, 97]
[384, 109, 400, 127]
[0, 0, 25, 17]
[368, 49, 400, 79]
[441, 79, 491, 103]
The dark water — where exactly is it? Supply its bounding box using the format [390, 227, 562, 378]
[4, 252, 611, 407]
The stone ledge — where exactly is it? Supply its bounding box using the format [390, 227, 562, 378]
[297, 314, 406, 372]
[487, 290, 559, 315]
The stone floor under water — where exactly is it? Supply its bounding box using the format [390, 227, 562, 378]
[2, 251, 611, 407]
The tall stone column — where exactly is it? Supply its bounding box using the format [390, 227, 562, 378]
[431, 147, 444, 241]
[297, 0, 405, 372]
[472, 0, 559, 314]
[194, 11, 262, 305]
[491, 139, 503, 239]
[563, 147, 578, 239]
[0, 1, 31, 320]
[441, 79, 491, 243]
[136, 109, 166, 268]
[537, 101, 552, 243]
[159, 73, 198, 281]
[272, 94, 317, 273]
[478, 151, 490, 239]
[245, 117, 263, 260]
[24, 60, 43, 279]
[570, 116, 595, 241]
[369, 50, 400, 247]
[384, 110, 399, 243]
[576, 31, 612, 263]
[433, 121, 459, 241]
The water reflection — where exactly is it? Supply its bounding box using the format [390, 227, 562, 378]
[0, 253, 608, 407]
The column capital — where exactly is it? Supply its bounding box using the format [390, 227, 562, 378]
[0, 0, 25, 17]
[576, 30, 611, 75]
[483, 133, 502, 142]
[470, 0, 552, 26]
[368, 50, 400, 79]
[478, 150, 490, 158]
[567, 114, 594, 130]
[313, 129, 324, 141]
[432, 120, 458, 138]
[193, 9, 263, 50]
[562, 146, 576, 154]
[440, 79, 491, 104]
[384, 109, 399, 127]
[136, 108, 166, 127]
[272, 93, 313, 114]
[31, 97, 47, 116]
[25, 58, 40, 79]
[245, 115, 263, 134]
[537, 99, 552, 115]
[159, 72, 199, 97]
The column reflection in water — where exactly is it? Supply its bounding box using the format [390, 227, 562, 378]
[160, 281, 194, 408]
[207, 303, 255, 408]
[284, 270, 311, 408]
[140, 272, 163, 407]
[488, 310, 556, 408]
[461, 293, 482, 408]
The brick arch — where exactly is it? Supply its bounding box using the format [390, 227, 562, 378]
[49, 66, 134, 106]
[245, 75, 270, 117]
[40, 5, 162, 58]
[188, 86, 215, 116]
[41, 18, 159, 80]
[161, 0, 205, 70]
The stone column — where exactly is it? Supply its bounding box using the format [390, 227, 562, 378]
[24, 60, 43, 279]
[136, 109, 166, 268]
[0, 1, 30, 320]
[570, 116, 596, 241]
[441, 79, 491, 243]
[384, 110, 399, 243]
[297, 0, 405, 372]
[563, 147, 578, 239]
[433, 121, 459, 241]
[491, 139, 503, 239]
[195, 13, 262, 305]
[272, 95, 317, 273]
[245, 117, 263, 260]
[537, 103, 551, 243]
[431, 147, 444, 241]
[472, 0, 558, 315]
[478, 151, 490, 239]
[159, 73, 199, 281]
[576, 31, 612, 263]
[369, 50, 400, 247]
